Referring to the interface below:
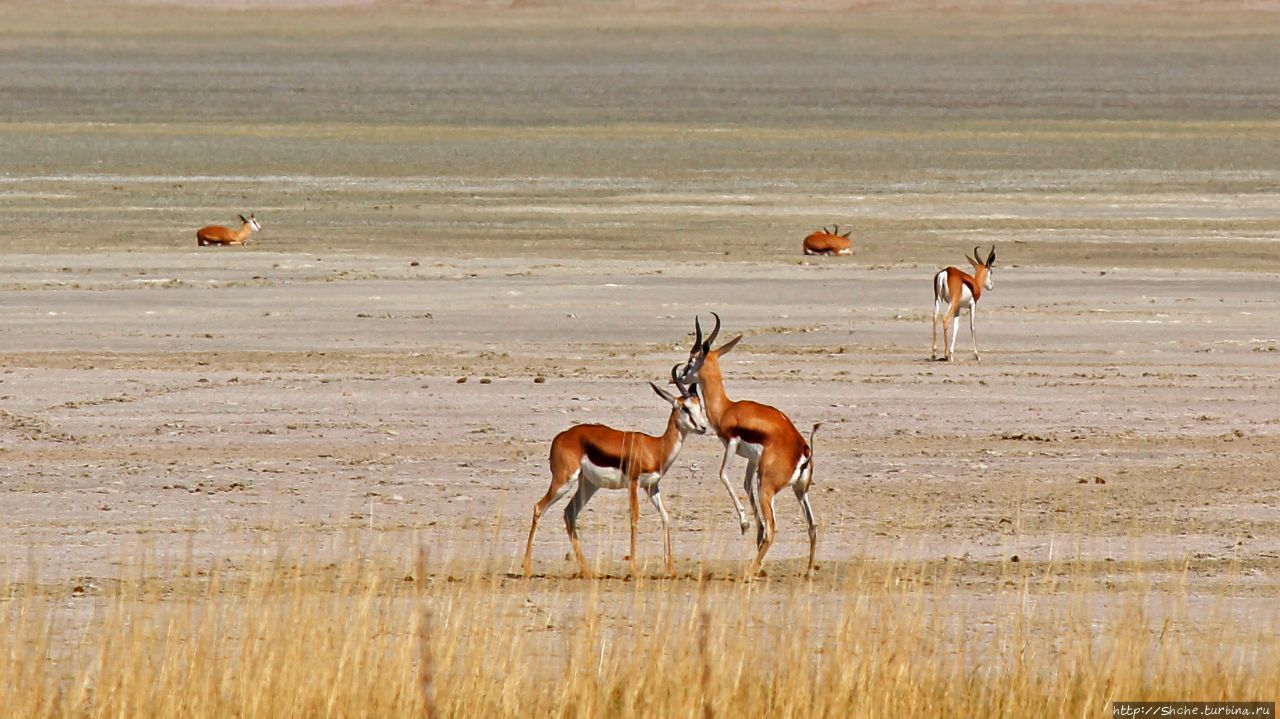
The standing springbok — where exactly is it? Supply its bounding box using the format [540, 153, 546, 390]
[932, 245, 997, 363]
[675, 314, 819, 578]
[522, 371, 709, 579]
[196, 213, 261, 246]
[802, 225, 853, 256]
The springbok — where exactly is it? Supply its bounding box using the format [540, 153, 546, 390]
[196, 213, 260, 246]
[675, 314, 819, 578]
[802, 224, 852, 256]
[932, 245, 997, 363]
[522, 370, 709, 579]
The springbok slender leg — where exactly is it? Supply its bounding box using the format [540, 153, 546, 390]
[745, 483, 779, 579]
[648, 486, 676, 578]
[523, 472, 576, 577]
[627, 474, 641, 579]
[743, 456, 761, 544]
[947, 305, 962, 361]
[796, 485, 818, 575]
[969, 303, 981, 362]
[564, 481, 600, 578]
[718, 437, 749, 533]
[932, 293, 943, 360]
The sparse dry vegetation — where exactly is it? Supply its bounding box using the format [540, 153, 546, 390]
[2, 541, 1275, 718]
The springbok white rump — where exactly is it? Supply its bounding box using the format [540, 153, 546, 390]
[675, 314, 819, 578]
[522, 370, 709, 579]
[932, 245, 997, 362]
[196, 213, 261, 246]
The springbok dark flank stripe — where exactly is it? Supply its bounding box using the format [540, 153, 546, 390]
[675, 313, 820, 579]
[523, 369, 709, 580]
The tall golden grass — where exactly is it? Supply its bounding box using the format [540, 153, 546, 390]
[1, 546, 1275, 718]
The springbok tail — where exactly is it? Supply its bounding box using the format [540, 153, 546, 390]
[797, 422, 821, 473]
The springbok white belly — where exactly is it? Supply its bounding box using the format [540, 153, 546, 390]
[734, 440, 764, 462]
[579, 458, 661, 491]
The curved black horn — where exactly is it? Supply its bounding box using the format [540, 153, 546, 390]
[671, 363, 695, 397]
[704, 312, 721, 351]
[832, 224, 839, 236]
[693, 315, 704, 350]
[987, 245, 996, 266]
[973, 245, 983, 265]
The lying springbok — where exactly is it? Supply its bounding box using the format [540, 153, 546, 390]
[522, 370, 709, 579]
[196, 213, 261, 246]
[932, 245, 997, 362]
[802, 224, 852, 256]
[675, 314, 819, 578]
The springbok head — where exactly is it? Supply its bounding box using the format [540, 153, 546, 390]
[675, 312, 742, 387]
[650, 365, 709, 435]
[967, 245, 997, 290]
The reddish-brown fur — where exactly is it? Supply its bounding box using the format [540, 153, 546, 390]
[698, 355, 811, 490]
[681, 316, 817, 578]
[932, 245, 996, 362]
[196, 215, 258, 246]
[941, 265, 983, 305]
[523, 384, 704, 579]
[802, 228, 852, 256]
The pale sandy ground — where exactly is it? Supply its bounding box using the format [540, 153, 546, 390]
[1, 0, 1278, 650]
[2, 252, 1277, 596]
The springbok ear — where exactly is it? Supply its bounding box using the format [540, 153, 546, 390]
[966, 254, 980, 269]
[714, 334, 743, 357]
[649, 381, 677, 405]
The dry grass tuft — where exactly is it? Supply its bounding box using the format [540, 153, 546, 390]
[1, 547, 1275, 718]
